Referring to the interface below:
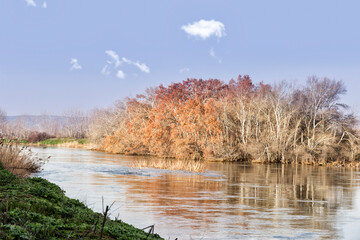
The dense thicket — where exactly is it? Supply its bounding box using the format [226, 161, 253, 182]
[89, 75, 359, 164]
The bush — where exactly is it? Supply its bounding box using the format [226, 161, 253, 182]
[27, 132, 55, 143]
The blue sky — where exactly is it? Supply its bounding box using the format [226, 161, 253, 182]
[1, 0, 360, 115]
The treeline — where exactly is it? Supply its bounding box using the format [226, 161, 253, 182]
[0, 109, 88, 142]
[2, 75, 359, 164]
[89, 75, 360, 164]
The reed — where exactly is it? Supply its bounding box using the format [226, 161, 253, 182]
[0, 139, 45, 177]
[132, 158, 206, 172]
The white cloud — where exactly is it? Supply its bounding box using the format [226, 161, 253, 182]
[179, 68, 190, 73]
[210, 48, 216, 57]
[25, 0, 47, 9]
[70, 58, 82, 70]
[134, 61, 150, 73]
[116, 70, 125, 79]
[121, 57, 131, 65]
[101, 65, 111, 75]
[209, 48, 222, 64]
[105, 50, 121, 68]
[122, 57, 150, 73]
[102, 50, 150, 78]
[25, 0, 37, 7]
[181, 19, 226, 40]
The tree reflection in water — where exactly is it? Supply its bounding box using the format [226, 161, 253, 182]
[121, 163, 357, 239]
[33, 147, 360, 239]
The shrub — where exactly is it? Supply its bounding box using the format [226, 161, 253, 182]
[27, 131, 55, 143]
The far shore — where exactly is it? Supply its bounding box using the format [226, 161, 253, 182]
[18, 138, 360, 170]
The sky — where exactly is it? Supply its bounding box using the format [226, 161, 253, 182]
[1, 0, 360, 115]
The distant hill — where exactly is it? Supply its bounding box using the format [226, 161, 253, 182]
[7, 115, 64, 120]
[7, 115, 67, 123]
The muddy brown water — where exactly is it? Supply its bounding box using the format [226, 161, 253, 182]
[32, 146, 360, 239]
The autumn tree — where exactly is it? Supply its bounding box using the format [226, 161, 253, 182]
[95, 75, 360, 164]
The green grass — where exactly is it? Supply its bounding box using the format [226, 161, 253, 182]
[76, 138, 89, 144]
[0, 166, 163, 240]
[37, 138, 65, 145]
[16, 139, 29, 144]
[37, 138, 68, 145]
[37, 138, 89, 145]
[1, 139, 29, 144]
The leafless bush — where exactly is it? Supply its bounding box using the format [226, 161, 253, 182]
[27, 131, 55, 143]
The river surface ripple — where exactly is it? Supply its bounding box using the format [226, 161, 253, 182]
[32, 147, 360, 239]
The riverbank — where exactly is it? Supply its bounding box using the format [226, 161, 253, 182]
[10, 137, 98, 150]
[35, 143, 360, 169]
[8, 137, 360, 169]
[9, 137, 360, 170]
[0, 165, 163, 239]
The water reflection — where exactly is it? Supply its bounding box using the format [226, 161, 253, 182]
[33, 147, 360, 239]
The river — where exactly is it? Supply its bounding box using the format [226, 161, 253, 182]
[32, 146, 360, 239]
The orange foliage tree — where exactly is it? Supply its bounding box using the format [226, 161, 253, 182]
[95, 75, 359, 164]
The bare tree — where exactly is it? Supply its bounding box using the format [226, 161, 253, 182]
[39, 113, 61, 136]
[62, 108, 89, 138]
[0, 108, 7, 137]
[88, 101, 126, 143]
[5, 116, 31, 139]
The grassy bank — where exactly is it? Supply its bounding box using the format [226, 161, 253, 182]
[34, 138, 96, 150]
[36, 138, 89, 145]
[0, 167, 163, 239]
[0, 141, 163, 240]
[6, 138, 96, 150]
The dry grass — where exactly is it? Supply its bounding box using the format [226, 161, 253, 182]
[132, 158, 206, 173]
[0, 139, 46, 177]
[57, 141, 97, 150]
